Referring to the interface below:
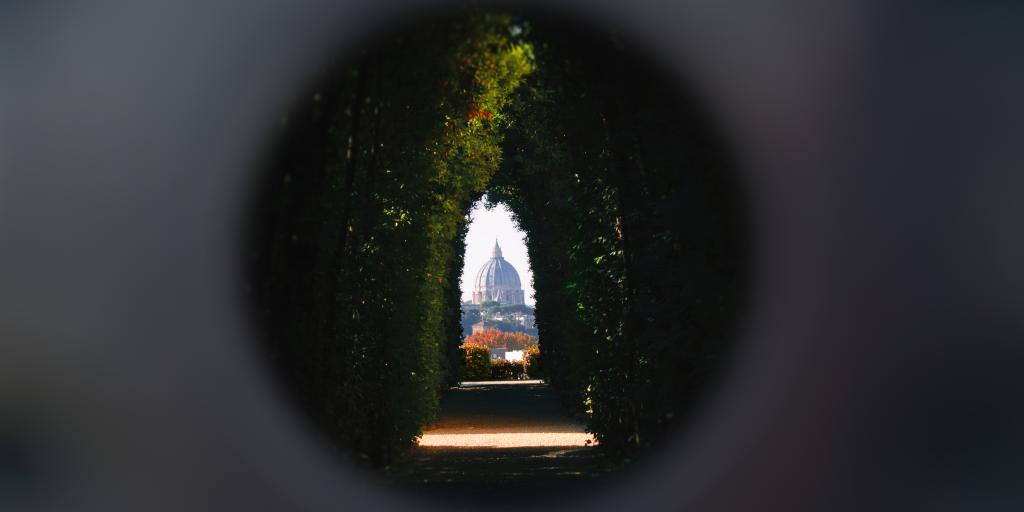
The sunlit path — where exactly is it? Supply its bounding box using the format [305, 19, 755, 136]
[388, 381, 613, 495]
[418, 432, 594, 448]
[418, 380, 596, 447]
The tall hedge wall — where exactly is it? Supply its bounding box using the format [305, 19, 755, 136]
[248, 14, 534, 465]
[487, 20, 746, 458]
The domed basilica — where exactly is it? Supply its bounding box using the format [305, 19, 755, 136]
[471, 240, 525, 305]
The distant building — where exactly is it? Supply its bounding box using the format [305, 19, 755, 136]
[488, 346, 508, 360]
[504, 350, 525, 362]
[471, 319, 496, 335]
[471, 240, 525, 305]
[487, 347, 524, 362]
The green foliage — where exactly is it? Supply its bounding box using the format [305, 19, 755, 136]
[482, 319, 533, 335]
[489, 359, 527, 380]
[250, 12, 534, 466]
[462, 303, 536, 336]
[460, 343, 492, 381]
[492, 304, 533, 315]
[486, 20, 743, 459]
[524, 346, 543, 378]
[460, 307, 483, 336]
[462, 308, 483, 324]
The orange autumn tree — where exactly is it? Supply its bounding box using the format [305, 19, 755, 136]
[464, 329, 538, 351]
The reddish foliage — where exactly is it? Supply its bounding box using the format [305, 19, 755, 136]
[464, 329, 537, 351]
[467, 108, 494, 122]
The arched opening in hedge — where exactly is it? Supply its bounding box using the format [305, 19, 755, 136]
[246, 9, 746, 474]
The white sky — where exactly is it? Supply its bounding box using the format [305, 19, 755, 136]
[460, 199, 535, 305]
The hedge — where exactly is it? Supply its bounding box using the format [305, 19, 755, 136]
[249, 13, 534, 466]
[461, 343, 491, 381]
[489, 359, 527, 380]
[486, 18, 744, 458]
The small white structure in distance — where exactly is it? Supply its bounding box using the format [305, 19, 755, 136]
[504, 350, 524, 362]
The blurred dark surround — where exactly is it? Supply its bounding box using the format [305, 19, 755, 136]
[1, 1, 1022, 510]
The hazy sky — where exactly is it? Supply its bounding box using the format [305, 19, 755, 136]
[460, 199, 535, 305]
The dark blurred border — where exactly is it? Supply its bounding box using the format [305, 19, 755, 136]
[2, 1, 1022, 510]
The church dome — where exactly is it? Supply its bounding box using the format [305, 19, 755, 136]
[472, 241, 525, 305]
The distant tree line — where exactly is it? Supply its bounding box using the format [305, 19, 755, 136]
[464, 330, 537, 351]
[460, 302, 537, 337]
